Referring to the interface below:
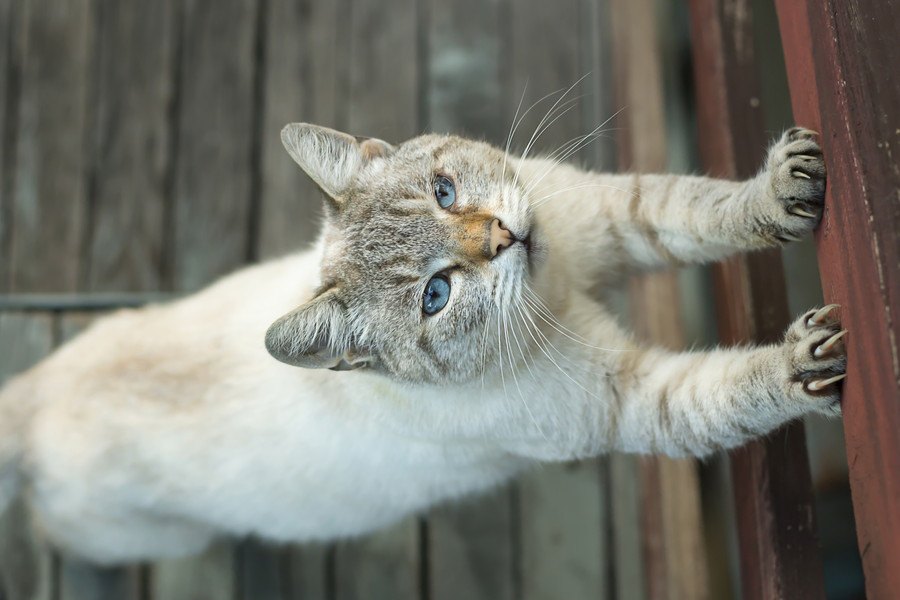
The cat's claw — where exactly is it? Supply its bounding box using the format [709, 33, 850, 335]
[814, 329, 847, 358]
[783, 305, 847, 415]
[790, 207, 817, 219]
[806, 303, 840, 327]
[805, 373, 847, 392]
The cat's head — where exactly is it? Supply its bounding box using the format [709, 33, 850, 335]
[265, 123, 541, 384]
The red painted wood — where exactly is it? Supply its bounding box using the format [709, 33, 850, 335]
[776, 0, 900, 596]
[687, 0, 826, 598]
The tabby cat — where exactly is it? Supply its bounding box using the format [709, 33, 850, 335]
[0, 119, 846, 563]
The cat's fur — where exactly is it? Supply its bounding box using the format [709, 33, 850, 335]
[0, 123, 846, 564]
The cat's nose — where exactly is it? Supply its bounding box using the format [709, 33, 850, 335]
[490, 219, 514, 258]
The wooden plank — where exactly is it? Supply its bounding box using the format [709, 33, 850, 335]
[154, 541, 236, 600]
[333, 521, 420, 600]
[80, 0, 175, 292]
[0, 312, 55, 600]
[170, 0, 259, 291]
[519, 463, 607, 600]
[0, 0, 17, 292]
[686, 0, 825, 598]
[421, 1, 515, 599]
[8, 0, 93, 292]
[774, 0, 900, 595]
[284, 545, 330, 600]
[257, 0, 345, 259]
[609, 0, 710, 598]
[428, 490, 515, 600]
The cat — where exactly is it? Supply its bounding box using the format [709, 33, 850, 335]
[0, 121, 846, 564]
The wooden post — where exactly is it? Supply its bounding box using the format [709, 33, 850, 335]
[609, 0, 710, 598]
[686, 0, 826, 598]
[775, 0, 900, 596]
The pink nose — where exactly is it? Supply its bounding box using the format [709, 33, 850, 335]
[490, 219, 514, 257]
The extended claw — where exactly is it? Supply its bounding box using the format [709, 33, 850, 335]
[807, 304, 840, 327]
[814, 329, 848, 358]
[779, 233, 803, 242]
[796, 154, 818, 161]
[790, 207, 818, 218]
[792, 170, 812, 180]
[805, 373, 847, 392]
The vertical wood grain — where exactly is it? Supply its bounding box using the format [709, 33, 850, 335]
[687, 0, 826, 597]
[0, 0, 17, 292]
[775, 0, 900, 595]
[8, 0, 94, 292]
[257, 0, 346, 259]
[80, 0, 175, 292]
[609, 0, 710, 598]
[333, 522, 420, 600]
[170, 0, 259, 291]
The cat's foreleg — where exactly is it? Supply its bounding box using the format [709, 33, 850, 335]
[602, 305, 846, 457]
[549, 128, 826, 278]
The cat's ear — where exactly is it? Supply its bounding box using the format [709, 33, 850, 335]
[265, 289, 373, 371]
[281, 123, 394, 201]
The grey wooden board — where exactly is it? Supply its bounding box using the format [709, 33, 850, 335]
[345, 0, 418, 141]
[428, 489, 516, 600]
[519, 462, 609, 600]
[425, 0, 505, 140]
[8, 0, 93, 293]
[0, 0, 15, 292]
[0, 312, 55, 600]
[257, 0, 345, 259]
[237, 540, 287, 600]
[81, 0, 175, 292]
[171, 0, 259, 291]
[284, 545, 330, 600]
[154, 540, 236, 600]
[333, 520, 420, 600]
[610, 453, 647, 600]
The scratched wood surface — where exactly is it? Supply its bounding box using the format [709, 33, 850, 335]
[774, 0, 900, 596]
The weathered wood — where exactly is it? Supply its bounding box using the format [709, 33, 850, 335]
[257, 0, 346, 259]
[154, 540, 236, 600]
[0, 0, 17, 292]
[333, 521, 420, 600]
[687, 0, 825, 598]
[81, 0, 174, 292]
[238, 540, 287, 600]
[8, 0, 93, 292]
[0, 312, 55, 600]
[284, 545, 330, 600]
[170, 0, 259, 291]
[609, 0, 710, 597]
[428, 490, 515, 600]
[519, 463, 608, 600]
[774, 0, 900, 595]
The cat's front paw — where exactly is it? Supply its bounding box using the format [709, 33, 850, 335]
[761, 127, 826, 242]
[783, 304, 847, 416]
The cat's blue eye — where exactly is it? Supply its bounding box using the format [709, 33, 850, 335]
[433, 175, 456, 209]
[422, 275, 451, 315]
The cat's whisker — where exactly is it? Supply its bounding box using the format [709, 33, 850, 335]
[521, 289, 623, 353]
[504, 84, 575, 187]
[480, 304, 496, 392]
[513, 74, 591, 188]
[531, 182, 631, 208]
[503, 307, 549, 441]
[516, 302, 606, 402]
[513, 98, 584, 190]
[522, 107, 626, 197]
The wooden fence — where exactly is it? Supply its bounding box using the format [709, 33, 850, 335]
[0, 0, 896, 598]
